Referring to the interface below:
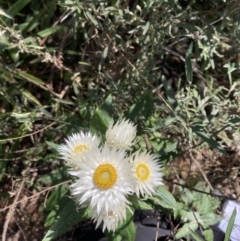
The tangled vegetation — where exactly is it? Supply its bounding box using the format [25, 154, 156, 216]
[1, 0, 240, 240]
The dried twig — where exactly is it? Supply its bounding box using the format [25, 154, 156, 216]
[0, 121, 56, 143]
[15, 220, 27, 241]
[189, 149, 214, 191]
[164, 178, 237, 200]
[2, 179, 24, 241]
[144, 134, 152, 151]
[0, 180, 71, 213]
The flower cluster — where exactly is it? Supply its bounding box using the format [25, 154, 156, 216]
[59, 118, 163, 232]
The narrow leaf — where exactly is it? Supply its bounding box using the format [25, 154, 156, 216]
[85, 11, 99, 28]
[37, 25, 64, 38]
[20, 88, 42, 106]
[175, 222, 198, 239]
[118, 209, 136, 241]
[143, 21, 150, 35]
[38, 167, 69, 185]
[162, 76, 177, 107]
[128, 195, 152, 210]
[150, 186, 177, 218]
[90, 95, 113, 136]
[194, 130, 228, 156]
[7, 0, 31, 17]
[224, 208, 236, 241]
[90, 109, 109, 136]
[202, 229, 214, 241]
[42, 199, 91, 241]
[126, 92, 154, 122]
[185, 42, 193, 84]
[234, 13, 240, 44]
[0, 8, 13, 19]
[16, 70, 45, 87]
[100, 94, 113, 124]
[53, 98, 75, 105]
[189, 229, 205, 241]
[229, 117, 240, 125]
[46, 141, 61, 150]
[99, 46, 109, 71]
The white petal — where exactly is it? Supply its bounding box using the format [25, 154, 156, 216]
[70, 144, 134, 216]
[130, 151, 163, 197]
[106, 118, 137, 150]
[58, 131, 100, 169]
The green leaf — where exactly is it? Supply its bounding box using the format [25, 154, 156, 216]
[0, 42, 8, 54]
[7, 0, 31, 17]
[90, 109, 109, 136]
[42, 198, 91, 241]
[202, 229, 214, 241]
[99, 94, 113, 124]
[223, 62, 240, 72]
[229, 117, 240, 125]
[0, 161, 6, 181]
[223, 62, 240, 85]
[200, 213, 222, 227]
[44, 187, 69, 226]
[85, 11, 99, 28]
[128, 195, 152, 210]
[156, 140, 179, 164]
[37, 25, 64, 38]
[118, 209, 136, 241]
[20, 88, 42, 106]
[185, 42, 193, 84]
[235, 14, 240, 44]
[53, 98, 75, 105]
[0, 8, 13, 19]
[38, 167, 69, 185]
[175, 222, 198, 239]
[192, 189, 220, 216]
[90, 95, 113, 136]
[104, 209, 136, 241]
[15, 70, 45, 88]
[194, 130, 228, 156]
[8, 48, 19, 62]
[150, 186, 177, 218]
[78, 61, 92, 66]
[224, 208, 236, 241]
[180, 211, 203, 226]
[90, 109, 108, 135]
[162, 76, 177, 108]
[164, 116, 176, 126]
[99, 46, 109, 72]
[157, 140, 178, 155]
[105, 232, 122, 241]
[189, 229, 205, 241]
[127, 92, 154, 122]
[143, 21, 150, 35]
[23, 8, 45, 33]
[235, 28, 240, 44]
[46, 141, 61, 151]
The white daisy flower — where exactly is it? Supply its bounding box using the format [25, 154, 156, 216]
[58, 131, 100, 169]
[91, 202, 128, 232]
[106, 118, 137, 150]
[130, 151, 163, 197]
[70, 144, 133, 214]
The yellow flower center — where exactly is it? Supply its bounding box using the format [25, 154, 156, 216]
[136, 163, 150, 181]
[93, 164, 117, 189]
[74, 144, 88, 154]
